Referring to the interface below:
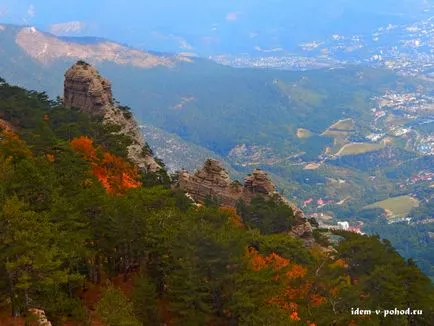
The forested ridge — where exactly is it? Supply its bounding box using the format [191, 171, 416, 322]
[1, 77, 434, 325]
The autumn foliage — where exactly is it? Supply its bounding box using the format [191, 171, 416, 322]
[246, 248, 326, 325]
[2, 74, 434, 326]
[70, 136, 141, 194]
[0, 130, 32, 160]
[219, 207, 245, 228]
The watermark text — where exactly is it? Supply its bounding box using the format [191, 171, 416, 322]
[351, 307, 422, 318]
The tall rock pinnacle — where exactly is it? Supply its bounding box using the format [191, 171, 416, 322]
[63, 61, 161, 172]
[64, 61, 113, 116]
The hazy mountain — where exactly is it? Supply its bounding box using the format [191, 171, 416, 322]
[1, 0, 432, 56]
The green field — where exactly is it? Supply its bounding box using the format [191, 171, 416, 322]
[364, 195, 420, 219]
[336, 142, 385, 156]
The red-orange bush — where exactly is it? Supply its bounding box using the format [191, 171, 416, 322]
[70, 136, 141, 194]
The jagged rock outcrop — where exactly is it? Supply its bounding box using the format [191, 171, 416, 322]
[177, 159, 299, 207]
[290, 222, 314, 240]
[176, 159, 312, 239]
[242, 169, 278, 201]
[177, 159, 243, 207]
[28, 308, 52, 326]
[103, 105, 161, 171]
[0, 118, 15, 132]
[63, 61, 161, 172]
[64, 61, 113, 115]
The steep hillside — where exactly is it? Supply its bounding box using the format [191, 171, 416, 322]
[1, 25, 434, 280]
[0, 25, 427, 157]
[140, 123, 238, 174]
[1, 71, 434, 325]
[0, 24, 421, 153]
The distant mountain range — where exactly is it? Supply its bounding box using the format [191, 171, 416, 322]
[4, 0, 430, 57]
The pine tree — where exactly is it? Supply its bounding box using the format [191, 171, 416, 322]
[96, 284, 142, 326]
[0, 197, 74, 316]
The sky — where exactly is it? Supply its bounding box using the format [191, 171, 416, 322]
[0, 0, 432, 55]
[0, 0, 249, 52]
[0, 1, 243, 34]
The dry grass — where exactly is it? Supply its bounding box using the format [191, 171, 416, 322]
[336, 142, 385, 156]
[322, 118, 355, 137]
[304, 162, 321, 170]
[364, 195, 419, 219]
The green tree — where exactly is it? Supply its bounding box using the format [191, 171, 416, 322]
[96, 284, 142, 326]
[132, 274, 161, 325]
[237, 196, 295, 234]
[0, 197, 73, 316]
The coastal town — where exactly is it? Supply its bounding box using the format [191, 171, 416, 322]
[370, 91, 434, 155]
[209, 12, 434, 77]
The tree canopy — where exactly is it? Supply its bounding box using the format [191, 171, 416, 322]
[0, 79, 433, 325]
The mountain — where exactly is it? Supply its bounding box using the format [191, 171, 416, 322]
[15, 0, 431, 56]
[1, 64, 434, 325]
[0, 25, 419, 153]
[0, 24, 191, 95]
[1, 24, 434, 279]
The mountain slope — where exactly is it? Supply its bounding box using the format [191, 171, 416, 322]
[1, 71, 434, 325]
[1, 25, 434, 280]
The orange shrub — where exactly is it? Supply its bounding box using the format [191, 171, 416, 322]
[70, 136, 141, 194]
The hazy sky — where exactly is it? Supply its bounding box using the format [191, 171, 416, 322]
[2, 0, 427, 29]
[0, 0, 249, 50]
[0, 0, 246, 31]
[1, 0, 432, 54]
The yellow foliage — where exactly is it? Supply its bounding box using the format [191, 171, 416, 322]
[0, 130, 32, 160]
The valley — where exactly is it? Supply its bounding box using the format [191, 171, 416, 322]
[2, 60, 433, 325]
[0, 23, 433, 280]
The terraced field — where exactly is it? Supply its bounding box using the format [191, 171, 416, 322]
[336, 142, 385, 156]
[322, 118, 355, 136]
[364, 195, 420, 219]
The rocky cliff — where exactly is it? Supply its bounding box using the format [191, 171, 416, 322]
[176, 159, 312, 238]
[64, 61, 113, 115]
[28, 308, 52, 326]
[176, 159, 243, 207]
[64, 61, 161, 172]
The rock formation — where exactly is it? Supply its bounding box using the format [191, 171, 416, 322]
[0, 118, 15, 132]
[242, 169, 278, 200]
[177, 159, 296, 206]
[64, 61, 161, 172]
[176, 159, 312, 238]
[28, 308, 52, 326]
[64, 61, 113, 115]
[177, 159, 243, 207]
